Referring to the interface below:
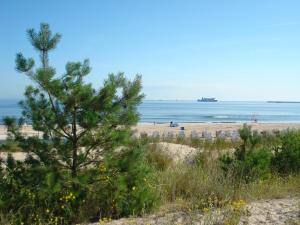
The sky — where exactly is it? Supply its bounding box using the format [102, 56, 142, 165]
[1, 0, 300, 101]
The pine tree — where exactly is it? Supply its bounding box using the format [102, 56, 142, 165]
[8, 23, 144, 177]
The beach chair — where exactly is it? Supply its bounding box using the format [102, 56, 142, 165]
[190, 130, 198, 139]
[152, 131, 160, 139]
[216, 130, 226, 139]
[225, 130, 232, 138]
[230, 131, 240, 142]
[280, 129, 289, 135]
[202, 131, 212, 141]
[272, 129, 280, 137]
[260, 130, 267, 136]
[162, 131, 174, 140]
[177, 130, 185, 138]
[266, 130, 275, 137]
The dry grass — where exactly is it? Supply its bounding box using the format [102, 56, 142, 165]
[145, 143, 173, 170]
[238, 174, 300, 200]
[154, 153, 300, 213]
[156, 163, 234, 207]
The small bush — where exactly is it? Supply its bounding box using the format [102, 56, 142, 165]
[241, 148, 272, 181]
[220, 148, 272, 183]
[88, 144, 159, 219]
[220, 124, 272, 182]
[272, 130, 300, 174]
[0, 155, 88, 224]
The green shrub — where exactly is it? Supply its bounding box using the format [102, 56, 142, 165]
[242, 148, 272, 181]
[0, 144, 159, 224]
[0, 154, 89, 224]
[220, 124, 272, 182]
[220, 148, 272, 182]
[272, 130, 300, 174]
[87, 144, 159, 219]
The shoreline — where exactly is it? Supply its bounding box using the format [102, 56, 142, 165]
[138, 121, 300, 124]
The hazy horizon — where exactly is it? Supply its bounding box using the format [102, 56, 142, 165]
[1, 0, 300, 101]
[1, 98, 300, 102]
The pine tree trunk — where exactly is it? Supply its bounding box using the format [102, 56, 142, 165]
[41, 50, 48, 69]
[72, 142, 78, 177]
[71, 109, 78, 177]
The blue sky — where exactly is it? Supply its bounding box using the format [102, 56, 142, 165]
[1, 0, 300, 101]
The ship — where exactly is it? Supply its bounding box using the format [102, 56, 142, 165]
[197, 97, 218, 102]
[267, 101, 300, 104]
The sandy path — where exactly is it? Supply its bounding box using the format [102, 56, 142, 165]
[85, 197, 299, 225]
[239, 197, 300, 225]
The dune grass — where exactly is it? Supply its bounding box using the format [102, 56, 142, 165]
[144, 130, 300, 217]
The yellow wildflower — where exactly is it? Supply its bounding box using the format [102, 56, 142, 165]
[232, 199, 246, 209]
[203, 207, 209, 213]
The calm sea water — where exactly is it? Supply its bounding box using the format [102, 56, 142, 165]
[1, 99, 300, 124]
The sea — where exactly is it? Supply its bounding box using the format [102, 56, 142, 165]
[1, 99, 300, 124]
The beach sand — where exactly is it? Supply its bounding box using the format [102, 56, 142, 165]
[1, 123, 300, 140]
[1, 122, 300, 163]
[133, 122, 300, 136]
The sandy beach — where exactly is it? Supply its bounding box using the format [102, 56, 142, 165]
[1, 123, 300, 140]
[133, 122, 300, 136]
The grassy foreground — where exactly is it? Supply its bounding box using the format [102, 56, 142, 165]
[2, 125, 300, 224]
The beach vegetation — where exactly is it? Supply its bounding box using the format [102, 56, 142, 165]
[87, 143, 158, 219]
[272, 130, 300, 174]
[145, 143, 173, 171]
[0, 23, 300, 225]
[149, 124, 300, 220]
[0, 23, 157, 224]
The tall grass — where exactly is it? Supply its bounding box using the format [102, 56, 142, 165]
[144, 128, 300, 215]
[145, 143, 173, 171]
[156, 163, 234, 208]
[155, 162, 300, 213]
